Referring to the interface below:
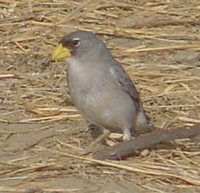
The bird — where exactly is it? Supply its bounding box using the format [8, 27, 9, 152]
[52, 30, 152, 140]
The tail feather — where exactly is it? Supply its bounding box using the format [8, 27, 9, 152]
[136, 111, 154, 134]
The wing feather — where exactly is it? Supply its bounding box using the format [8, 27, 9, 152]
[110, 61, 142, 111]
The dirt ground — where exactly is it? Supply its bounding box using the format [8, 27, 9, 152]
[0, 0, 200, 192]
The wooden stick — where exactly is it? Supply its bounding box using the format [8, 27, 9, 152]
[93, 123, 200, 160]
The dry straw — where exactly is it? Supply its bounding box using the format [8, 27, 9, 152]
[0, 0, 200, 192]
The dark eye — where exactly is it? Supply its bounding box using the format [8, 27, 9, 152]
[72, 39, 80, 47]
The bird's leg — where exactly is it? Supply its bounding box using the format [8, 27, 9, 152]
[122, 128, 132, 141]
[81, 129, 110, 155]
[88, 123, 103, 138]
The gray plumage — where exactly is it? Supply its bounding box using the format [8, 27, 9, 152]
[58, 30, 151, 140]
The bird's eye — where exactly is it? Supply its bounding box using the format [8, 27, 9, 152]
[72, 38, 80, 47]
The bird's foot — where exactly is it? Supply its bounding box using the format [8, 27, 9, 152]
[122, 128, 132, 141]
[81, 130, 110, 155]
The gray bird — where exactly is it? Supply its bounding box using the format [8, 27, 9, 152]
[52, 30, 151, 140]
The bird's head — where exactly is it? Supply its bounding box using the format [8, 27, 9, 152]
[52, 30, 106, 61]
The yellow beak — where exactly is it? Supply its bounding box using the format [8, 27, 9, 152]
[52, 44, 71, 60]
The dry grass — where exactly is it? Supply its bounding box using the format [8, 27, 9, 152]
[0, 0, 200, 192]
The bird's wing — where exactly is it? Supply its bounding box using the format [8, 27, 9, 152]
[110, 61, 142, 111]
[110, 60, 152, 129]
